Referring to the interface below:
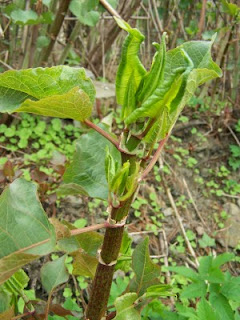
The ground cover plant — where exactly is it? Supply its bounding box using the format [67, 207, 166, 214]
[0, 11, 229, 320]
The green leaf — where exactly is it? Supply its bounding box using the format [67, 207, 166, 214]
[62, 126, 121, 199]
[210, 292, 234, 320]
[199, 233, 216, 248]
[180, 281, 207, 299]
[0, 66, 95, 119]
[168, 266, 200, 282]
[130, 237, 161, 296]
[0, 179, 56, 284]
[58, 221, 103, 256]
[221, 0, 240, 17]
[3, 269, 29, 296]
[16, 87, 92, 121]
[212, 253, 235, 269]
[136, 35, 166, 103]
[41, 255, 69, 293]
[71, 251, 98, 278]
[115, 18, 146, 111]
[0, 290, 10, 312]
[70, 0, 100, 27]
[146, 284, 173, 298]
[221, 275, 240, 302]
[116, 231, 132, 272]
[197, 298, 218, 320]
[124, 36, 222, 139]
[10, 9, 39, 25]
[114, 293, 141, 320]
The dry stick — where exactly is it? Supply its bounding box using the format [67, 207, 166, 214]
[159, 229, 175, 307]
[182, 178, 208, 229]
[225, 123, 240, 147]
[40, 0, 71, 65]
[0, 59, 13, 70]
[174, 0, 188, 41]
[148, 0, 162, 42]
[197, 0, 207, 38]
[99, 0, 121, 18]
[58, 20, 81, 65]
[167, 188, 199, 268]
[152, 0, 164, 33]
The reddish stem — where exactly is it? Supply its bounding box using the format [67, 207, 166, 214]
[140, 135, 168, 180]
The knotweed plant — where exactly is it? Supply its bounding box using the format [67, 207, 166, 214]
[0, 18, 221, 320]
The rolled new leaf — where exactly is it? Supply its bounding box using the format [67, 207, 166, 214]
[125, 36, 222, 142]
[115, 18, 146, 119]
[0, 66, 95, 121]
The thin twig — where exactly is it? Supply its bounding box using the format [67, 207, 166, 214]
[182, 178, 208, 228]
[167, 188, 199, 267]
[70, 223, 106, 236]
[0, 59, 13, 70]
[140, 136, 168, 180]
[225, 123, 240, 147]
[152, 0, 164, 33]
[99, 0, 121, 18]
[159, 229, 175, 307]
[45, 291, 52, 320]
[84, 120, 128, 154]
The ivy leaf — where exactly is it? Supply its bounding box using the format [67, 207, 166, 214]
[71, 251, 98, 278]
[61, 126, 121, 199]
[70, 0, 100, 27]
[0, 66, 95, 121]
[0, 179, 56, 284]
[114, 293, 141, 320]
[130, 237, 161, 296]
[41, 255, 69, 293]
[115, 18, 146, 114]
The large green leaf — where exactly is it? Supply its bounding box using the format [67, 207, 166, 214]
[0, 179, 56, 284]
[114, 293, 141, 320]
[130, 237, 161, 296]
[61, 126, 121, 199]
[115, 18, 146, 116]
[70, 0, 100, 27]
[16, 87, 92, 121]
[40, 255, 69, 293]
[0, 66, 95, 121]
